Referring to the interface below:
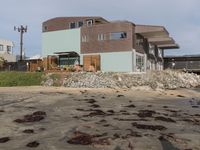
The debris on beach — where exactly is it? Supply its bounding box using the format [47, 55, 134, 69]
[124, 104, 136, 108]
[23, 129, 34, 134]
[137, 110, 156, 118]
[155, 116, 176, 123]
[90, 104, 100, 108]
[26, 141, 40, 148]
[132, 122, 167, 131]
[83, 109, 107, 117]
[0, 137, 10, 143]
[14, 111, 46, 123]
[67, 131, 110, 145]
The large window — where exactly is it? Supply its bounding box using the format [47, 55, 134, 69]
[69, 22, 76, 29]
[0, 45, 3, 51]
[110, 32, 127, 40]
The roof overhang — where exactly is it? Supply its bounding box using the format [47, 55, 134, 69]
[135, 25, 169, 38]
[136, 25, 179, 49]
[95, 17, 109, 23]
[157, 43, 180, 49]
[148, 37, 175, 45]
[54, 51, 79, 56]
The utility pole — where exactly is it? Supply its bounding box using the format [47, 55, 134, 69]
[14, 25, 27, 61]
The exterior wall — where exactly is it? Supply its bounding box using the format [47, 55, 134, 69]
[42, 29, 81, 57]
[42, 17, 108, 32]
[100, 51, 133, 72]
[0, 39, 16, 62]
[81, 22, 135, 54]
[135, 34, 147, 54]
[0, 53, 16, 62]
[0, 39, 14, 54]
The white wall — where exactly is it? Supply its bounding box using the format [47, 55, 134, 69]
[42, 29, 80, 57]
[0, 39, 14, 54]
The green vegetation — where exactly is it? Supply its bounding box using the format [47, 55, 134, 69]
[0, 72, 44, 87]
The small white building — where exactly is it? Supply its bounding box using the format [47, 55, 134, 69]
[0, 39, 16, 62]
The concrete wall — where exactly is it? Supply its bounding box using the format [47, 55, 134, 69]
[42, 29, 81, 57]
[100, 51, 133, 72]
[0, 39, 16, 62]
[0, 53, 16, 62]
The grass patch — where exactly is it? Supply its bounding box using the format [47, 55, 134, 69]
[0, 72, 44, 87]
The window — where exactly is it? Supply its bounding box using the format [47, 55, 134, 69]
[136, 54, 145, 72]
[69, 22, 76, 29]
[7, 46, 12, 54]
[78, 21, 83, 27]
[110, 32, 127, 40]
[0, 45, 3, 51]
[43, 26, 48, 31]
[98, 34, 105, 41]
[86, 19, 93, 26]
[82, 35, 87, 42]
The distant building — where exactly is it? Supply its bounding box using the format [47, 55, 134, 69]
[164, 55, 200, 73]
[0, 39, 16, 62]
[42, 16, 179, 72]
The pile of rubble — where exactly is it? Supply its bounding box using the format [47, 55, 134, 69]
[42, 70, 200, 90]
[63, 72, 117, 88]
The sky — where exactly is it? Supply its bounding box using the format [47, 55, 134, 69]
[0, 0, 200, 57]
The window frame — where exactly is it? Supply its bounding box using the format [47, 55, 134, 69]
[0, 45, 3, 51]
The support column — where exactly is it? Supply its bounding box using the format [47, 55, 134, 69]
[132, 49, 136, 72]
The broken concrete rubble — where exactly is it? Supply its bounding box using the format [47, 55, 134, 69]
[42, 70, 200, 90]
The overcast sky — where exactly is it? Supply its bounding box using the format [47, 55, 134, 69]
[0, 0, 200, 56]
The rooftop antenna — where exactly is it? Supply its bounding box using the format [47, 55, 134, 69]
[14, 25, 27, 61]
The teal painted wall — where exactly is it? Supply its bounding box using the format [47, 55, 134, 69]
[100, 51, 133, 72]
[42, 29, 80, 57]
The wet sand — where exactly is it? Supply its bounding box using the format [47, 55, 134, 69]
[0, 86, 200, 150]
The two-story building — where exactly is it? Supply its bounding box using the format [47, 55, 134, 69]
[0, 39, 16, 62]
[42, 16, 179, 72]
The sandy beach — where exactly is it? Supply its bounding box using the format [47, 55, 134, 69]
[0, 86, 200, 150]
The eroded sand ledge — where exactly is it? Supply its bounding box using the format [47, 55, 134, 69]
[0, 86, 200, 150]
